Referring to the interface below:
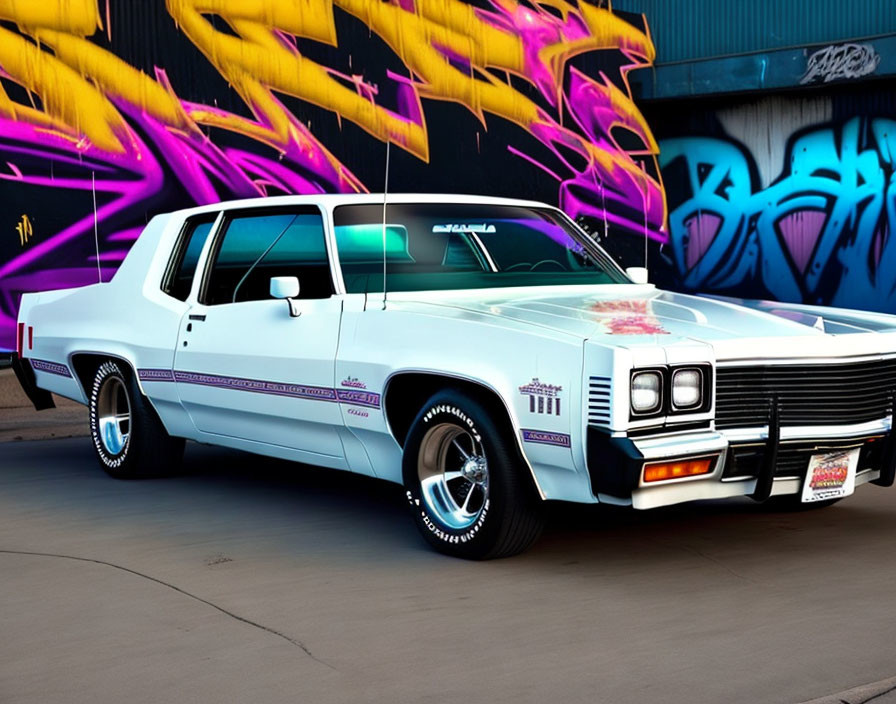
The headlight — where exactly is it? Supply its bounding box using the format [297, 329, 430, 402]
[631, 371, 662, 414]
[672, 368, 702, 409]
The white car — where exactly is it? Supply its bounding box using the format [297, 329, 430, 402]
[12, 194, 896, 559]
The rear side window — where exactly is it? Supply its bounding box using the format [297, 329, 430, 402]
[202, 209, 332, 305]
[162, 215, 217, 301]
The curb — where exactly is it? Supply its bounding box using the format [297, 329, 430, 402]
[800, 675, 896, 704]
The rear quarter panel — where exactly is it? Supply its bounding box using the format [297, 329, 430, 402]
[18, 214, 189, 422]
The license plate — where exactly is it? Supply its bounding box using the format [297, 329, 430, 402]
[801, 448, 860, 503]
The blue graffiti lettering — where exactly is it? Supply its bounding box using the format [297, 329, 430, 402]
[660, 117, 896, 311]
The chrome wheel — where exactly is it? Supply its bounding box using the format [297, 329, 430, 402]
[89, 359, 185, 478]
[96, 374, 131, 456]
[404, 391, 545, 558]
[417, 423, 489, 530]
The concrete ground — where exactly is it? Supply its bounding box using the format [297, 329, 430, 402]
[3, 430, 896, 703]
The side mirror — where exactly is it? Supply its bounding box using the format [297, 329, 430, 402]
[625, 266, 649, 285]
[270, 276, 301, 317]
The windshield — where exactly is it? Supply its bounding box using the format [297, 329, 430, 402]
[332, 203, 627, 293]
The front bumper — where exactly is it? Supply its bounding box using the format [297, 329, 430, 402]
[588, 416, 896, 509]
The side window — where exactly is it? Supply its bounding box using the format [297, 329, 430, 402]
[203, 209, 332, 305]
[162, 215, 217, 301]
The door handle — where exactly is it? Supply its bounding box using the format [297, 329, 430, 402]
[189, 314, 206, 321]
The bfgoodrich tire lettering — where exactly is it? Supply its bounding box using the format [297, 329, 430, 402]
[402, 390, 544, 559]
[89, 360, 184, 478]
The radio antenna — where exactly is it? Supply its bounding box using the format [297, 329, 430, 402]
[381, 140, 391, 310]
[92, 171, 101, 283]
[640, 162, 649, 271]
[598, 177, 609, 242]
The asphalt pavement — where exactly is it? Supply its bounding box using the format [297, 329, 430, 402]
[3, 433, 896, 703]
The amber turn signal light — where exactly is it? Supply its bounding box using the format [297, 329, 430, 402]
[643, 457, 715, 483]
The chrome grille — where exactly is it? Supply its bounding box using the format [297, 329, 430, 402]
[723, 436, 885, 479]
[715, 359, 896, 429]
[588, 376, 611, 427]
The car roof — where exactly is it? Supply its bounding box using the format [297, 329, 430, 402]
[168, 193, 556, 219]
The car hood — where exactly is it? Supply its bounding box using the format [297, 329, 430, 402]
[400, 285, 896, 348]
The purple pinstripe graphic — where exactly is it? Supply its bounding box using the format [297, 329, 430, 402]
[142, 368, 383, 409]
[521, 429, 571, 448]
[137, 368, 175, 382]
[30, 359, 72, 378]
[173, 370, 338, 402]
[335, 389, 381, 408]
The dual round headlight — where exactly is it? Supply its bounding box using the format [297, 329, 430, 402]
[671, 369, 702, 409]
[631, 368, 705, 415]
[631, 371, 662, 414]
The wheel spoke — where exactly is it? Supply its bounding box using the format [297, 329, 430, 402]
[451, 438, 470, 460]
[417, 423, 489, 531]
[443, 469, 464, 483]
[461, 482, 476, 512]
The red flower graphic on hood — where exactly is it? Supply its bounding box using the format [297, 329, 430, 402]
[590, 299, 669, 335]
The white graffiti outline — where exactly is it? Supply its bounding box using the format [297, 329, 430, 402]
[800, 43, 880, 85]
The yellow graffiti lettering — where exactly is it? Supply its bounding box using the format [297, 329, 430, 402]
[0, 0, 663, 222]
[164, 0, 661, 217]
[166, 0, 429, 160]
[0, 0, 188, 153]
[16, 214, 33, 246]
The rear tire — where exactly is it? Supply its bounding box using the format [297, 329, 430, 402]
[402, 389, 544, 559]
[89, 360, 184, 478]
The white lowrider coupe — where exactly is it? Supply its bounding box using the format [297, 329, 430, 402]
[12, 194, 896, 558]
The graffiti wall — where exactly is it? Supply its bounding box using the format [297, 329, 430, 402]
[654, 93, 896, 313]
[0, 0, 662, 351]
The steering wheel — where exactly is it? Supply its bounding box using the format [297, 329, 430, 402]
[504, 262, 533, 271]
[530, 259, 566, 271]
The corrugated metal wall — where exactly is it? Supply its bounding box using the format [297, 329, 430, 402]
[713, 96, 832, 188]
[611, 0, 896, 63]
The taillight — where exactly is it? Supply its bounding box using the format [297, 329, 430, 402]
[28, 326, 33, 349]
[16, 322, 24, 357]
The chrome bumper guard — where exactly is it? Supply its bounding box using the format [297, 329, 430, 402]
[600, 410, 896, 509]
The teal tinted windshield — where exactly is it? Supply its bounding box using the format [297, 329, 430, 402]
[333, 203, 626, 293]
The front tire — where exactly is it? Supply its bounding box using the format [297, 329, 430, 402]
[89, 360, 184, 478]
[402, 390, 544, 559]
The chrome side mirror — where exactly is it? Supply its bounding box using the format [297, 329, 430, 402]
[270, 276, 301, 317]
[625, 266, 649, 285]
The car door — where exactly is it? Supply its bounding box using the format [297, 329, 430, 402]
[141, 211, 221, 439]
[173, 205, 346, 464]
